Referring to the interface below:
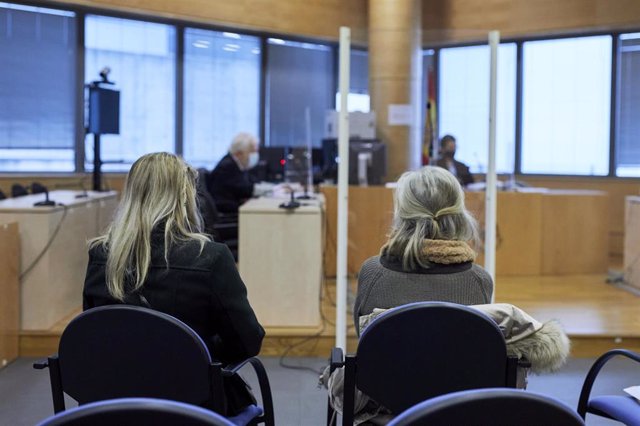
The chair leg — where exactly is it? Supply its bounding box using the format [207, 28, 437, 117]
[48, 356, 65, 413]
[506, 356, 518, 388]
[342, 356, 357, 426]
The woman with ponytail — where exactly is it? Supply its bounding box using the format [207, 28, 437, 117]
[353, 166, 493, 335]
[83, 152, 264, 415]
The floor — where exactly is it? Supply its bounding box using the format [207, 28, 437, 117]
[0, 356, 637, 425]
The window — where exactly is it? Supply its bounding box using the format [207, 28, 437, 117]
[183, 29, 260, 169]
[335, 49, 370, 112]
[522, 36, 612, 175]
[438, 43, 517, 174]
[85, 15, 176, 171]
[266, 39, 334, 147]
[0, 3, 76, 172]
[616, 33, 640, 177]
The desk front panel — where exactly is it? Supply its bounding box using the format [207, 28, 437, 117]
[239, 198, 323, 327]
[624, 196, 640, 289]
[322, 186, 609, 277]
[0, 222, 19, 368]
[0, 192, 118, 330]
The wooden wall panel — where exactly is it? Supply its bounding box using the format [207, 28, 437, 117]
[0, 222, 19, 369]
[52, 0, 368, 43]
[423, 0, 640, 45]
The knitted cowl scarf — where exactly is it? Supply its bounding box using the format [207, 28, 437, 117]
[421, 238, 476, 265]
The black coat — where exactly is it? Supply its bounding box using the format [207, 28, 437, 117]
[435, 158, 475, 187]
[209, 154, 255, 213]
[83, 232, 265, 364]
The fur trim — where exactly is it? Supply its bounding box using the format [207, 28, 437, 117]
[507, 320, 571, 374]
[422, 239, 476, 264]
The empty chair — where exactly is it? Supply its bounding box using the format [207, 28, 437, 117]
[34, 305, 274, 426]
[11, 183, 28, 197]
[328, 302, 525, 425]
[36, 397, 234, 426]
[0, 189, 6, 200]
[31, 182, 49, 194]
[577, 349, 640, 425]
[388, 388, 585, 426]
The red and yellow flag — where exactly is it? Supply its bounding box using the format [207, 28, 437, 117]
[422, 66, 437, 166]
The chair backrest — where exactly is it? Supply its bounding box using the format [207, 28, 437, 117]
[356, 302, 510, 413]
[31, 182, 48, 194]
[37, 397, 234, 426]
[11, 183, 28, 197]
[388, 388, 585, 426]
[57, 305, 214, 406]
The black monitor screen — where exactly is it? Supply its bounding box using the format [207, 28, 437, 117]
[322, 139, 386, 185]
[348, 141, 387, 185]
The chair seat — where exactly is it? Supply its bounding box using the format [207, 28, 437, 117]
[589, 395, 640, 426]
[226, 404, 263, 426]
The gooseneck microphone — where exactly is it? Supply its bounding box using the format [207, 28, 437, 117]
[279, 189, 301, 210]
[34, 189, 56, 207]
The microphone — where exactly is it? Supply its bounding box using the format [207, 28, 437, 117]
[34, 189, 56, 207]
[279, 188, 301, 210]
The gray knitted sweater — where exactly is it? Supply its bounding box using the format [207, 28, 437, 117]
[354, 240, 494, 335]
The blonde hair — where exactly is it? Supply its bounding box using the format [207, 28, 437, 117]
[90, 152, 210, 301]
[381, 166, 478, 270]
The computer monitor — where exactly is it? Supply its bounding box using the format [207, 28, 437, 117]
[348, 141, 387, 186]
[256, 146, 286, 182]
[321, 138, 386, 185]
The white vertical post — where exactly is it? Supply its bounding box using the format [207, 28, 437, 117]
[336, 27, 351, 350]
[485, 30, 499, 302]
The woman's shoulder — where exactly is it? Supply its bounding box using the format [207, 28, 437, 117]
[172, 238, 231, 265]
[359, 255, 383, 274]
[88, 242, 108, 262]
[469, 263, 493, 282]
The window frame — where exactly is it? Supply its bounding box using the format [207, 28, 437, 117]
[424, 30, 634, 179]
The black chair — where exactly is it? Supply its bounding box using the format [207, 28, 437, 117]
[577, 349, 640, 425]
[328, 302, 526, 426]
[37, 397, 234, 426]
[33, 305, 274, 426]
[11, 183, 29, 197]
[0, 189, 6, 200]
[31, 182, 49, 194]
[197, 168, 239, 259]
[387, 388, 585, 426]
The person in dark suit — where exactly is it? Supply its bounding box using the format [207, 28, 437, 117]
[209, 133, 260, 214]
[83, 152, 264, 415]
[435, 134, 474, 187]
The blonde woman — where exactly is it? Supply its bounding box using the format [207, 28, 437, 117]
[83, 152, 264, 414]
[354, 166, 493, 335]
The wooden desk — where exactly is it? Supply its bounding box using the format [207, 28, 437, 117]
[321, 186, 609, 277]
[624, 196, 640, 290]
[239, 196, 324, 328]
[0, 222, 19, 369]
[0, 191, 118, 330]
